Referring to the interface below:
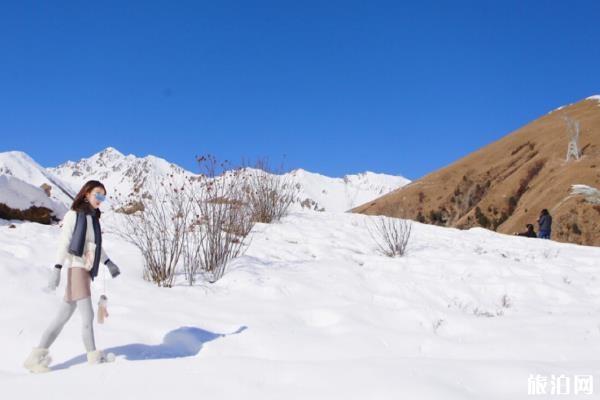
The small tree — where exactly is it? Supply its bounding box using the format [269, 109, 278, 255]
[368, 216, 412, 257]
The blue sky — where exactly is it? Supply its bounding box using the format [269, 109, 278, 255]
[1, 1, 599, 179]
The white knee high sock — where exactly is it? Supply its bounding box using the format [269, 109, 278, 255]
[38, 300, 76, 349]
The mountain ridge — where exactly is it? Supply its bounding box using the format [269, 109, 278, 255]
[353, 95, 600, 246]
[0, 148, 410, 221]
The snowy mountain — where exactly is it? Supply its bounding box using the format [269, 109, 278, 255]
[0, 175, 67, 220]
[0, 151, 75, 205]
[0, 151, 72, 221]
[1, 210, 599, 398]
[47, 147, 410, 213]
[47, 147, 192, 210]
[289, 168, 410, 212]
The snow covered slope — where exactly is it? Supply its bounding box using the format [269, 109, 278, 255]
[289, 168, 410, 212]
[0, 175, 67, 218]
[0, 152, 71, 219]
[48, 147, 410, 212]
[1, 210, 599, 399]
[586, 94, 600, 102]
[0, 151, 75, 206]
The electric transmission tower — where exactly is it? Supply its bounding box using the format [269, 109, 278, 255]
[564, 116, 581, 162]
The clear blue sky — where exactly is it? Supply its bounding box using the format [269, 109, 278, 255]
[1, 1, 599, 179]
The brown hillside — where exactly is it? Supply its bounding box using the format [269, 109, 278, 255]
[353, 97, 600, 246]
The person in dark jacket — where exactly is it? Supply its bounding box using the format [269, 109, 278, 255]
[537, 209, 552, 239]
[515, 223, 537, 238]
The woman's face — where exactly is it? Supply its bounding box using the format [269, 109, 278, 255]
[86, 187, 106, 209]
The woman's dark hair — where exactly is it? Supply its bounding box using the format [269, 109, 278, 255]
[540, 209, 549, 216]
[71, 180, 106, 218]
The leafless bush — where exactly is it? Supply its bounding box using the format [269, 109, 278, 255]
[368, 216, 412, 257]
[242, 159, 298, 224]
[113, 178, 193, 287]
[183, 155, 254, 284]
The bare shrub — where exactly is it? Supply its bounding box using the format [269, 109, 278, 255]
[368, 216, 412, 257]
[242, 158, 298, 224]
[183, 155, 255, 284]
[113, 178, 193, 287]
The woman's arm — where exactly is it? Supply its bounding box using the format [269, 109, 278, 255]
[54, 210, 76, 268]
[100, 244, 121, 278]
[100, 245, 110, 265]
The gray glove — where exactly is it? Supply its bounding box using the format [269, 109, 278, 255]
[48, 266, 61, 290]
[105, 260, 121, 278]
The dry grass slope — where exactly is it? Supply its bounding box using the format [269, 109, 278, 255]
[353, 97, 600, 246]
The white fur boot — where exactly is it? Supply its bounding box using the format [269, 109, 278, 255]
[87, 350, 115, 364]
[23, 347, 52, 373]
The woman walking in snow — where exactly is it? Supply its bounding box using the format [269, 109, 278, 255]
[23, 180, 121, 373]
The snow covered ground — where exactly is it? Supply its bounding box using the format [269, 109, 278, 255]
[1, 209, 599, 399]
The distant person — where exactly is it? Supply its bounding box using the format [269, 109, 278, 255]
[537, 209, 552, 239]
[515, 223, 537, 238]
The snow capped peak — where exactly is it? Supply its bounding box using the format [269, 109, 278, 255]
[101, 146, 124, 155]
[289, 168, 328, 180]
[99, 146, 125, 157]
[48, 147, 194, 204]
[142, 154, 186, 174]
[0, 148, 411, 214]
[0, 150, 45, 176]
[0, 150, 75, 209]
[87, 146, 127, 165]
[288, 169, 411, 212]
[1, 150, 31, 159]
[343, 170, 411, 185]
[549, 95, 600, 114]
[290, 167, 308, 175]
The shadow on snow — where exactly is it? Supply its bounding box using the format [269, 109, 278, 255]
[51, 325, 247, 371]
